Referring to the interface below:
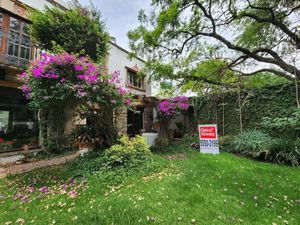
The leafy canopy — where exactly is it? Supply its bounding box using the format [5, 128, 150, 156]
[128, 0, 299, 92]
[30, 3, 109, 61]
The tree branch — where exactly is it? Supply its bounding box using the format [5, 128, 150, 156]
[238, 11, 300, 48]
[230, 68, 292, 80]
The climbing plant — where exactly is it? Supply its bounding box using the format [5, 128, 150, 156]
[157, 96, 189, 139]
[19, 52, 132, 151]
[191, 84, 297, 136]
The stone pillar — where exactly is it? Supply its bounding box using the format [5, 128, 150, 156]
[143, 106, 153, 132]
[115, 107, 127, 135]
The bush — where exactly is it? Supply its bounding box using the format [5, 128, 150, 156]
[232, 130, 300, 166]
[103, 135, 152, 169]
[65, 151, 105, 177]
[233, 130, 272, 156]
[219, 135, 234, 152]
[267, 138, 300, 167]
[153, 137, 170, 151]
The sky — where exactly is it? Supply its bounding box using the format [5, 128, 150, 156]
[77, 0, 151, 50]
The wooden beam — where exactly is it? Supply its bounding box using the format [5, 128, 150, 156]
[0, 80, 21, 88]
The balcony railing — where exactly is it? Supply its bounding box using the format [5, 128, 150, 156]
[0, 30, 37, 68]
[0, 54, 30, 68]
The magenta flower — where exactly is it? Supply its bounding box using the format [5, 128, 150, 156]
[74, 65, 83, 71]
[86, 75, 98, 83]
[21, 85, 32, 93]
[39, 186, 49, 193]
[118, 87, 126, 95]
[18, 52, 133, 110]
[31, 67, 44, 78]
[50, 74, 59, 79]
[158, 96, 189, 118]
[125, 99, 132, 105]
[179, 103, 189, 109]
[68, 190, 77, 198]
[18, 72, 29, 82]
[77, 74, 86, 80]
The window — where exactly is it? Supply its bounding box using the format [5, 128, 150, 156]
[0, 87, 39, 152]
[127, 70, 144, 90]
[7, 17, 31, 64]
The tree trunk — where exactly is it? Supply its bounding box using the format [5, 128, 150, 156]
[222, 92, 225, 136]
[102, 107, 117, 147]
[47, 107, 66, 151]
[159, 120, 169, 139]
[295, 77, 300, 108]
[38, 109, 47, 150]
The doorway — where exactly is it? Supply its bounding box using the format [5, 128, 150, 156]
[127, 107, 144, 137]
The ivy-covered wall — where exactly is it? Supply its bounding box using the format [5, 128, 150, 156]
[191, 84, 298, 136]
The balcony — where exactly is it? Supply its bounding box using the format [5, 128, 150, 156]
[0, 31, 37, 69]
[0, 54, 30, 68]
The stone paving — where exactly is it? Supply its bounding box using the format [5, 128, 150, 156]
[0, 152, 80, 178]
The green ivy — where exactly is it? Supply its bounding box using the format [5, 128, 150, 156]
[191, 84, 298, 136]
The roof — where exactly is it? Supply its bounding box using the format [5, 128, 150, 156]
[125, 64, 140, 73]
[109, 41, 146, 63]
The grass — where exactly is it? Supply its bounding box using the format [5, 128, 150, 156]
[0, 143, 299, 225]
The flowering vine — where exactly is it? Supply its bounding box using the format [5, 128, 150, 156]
[18, 52, 134, 150]
[157, 96, 189, 120]
[19, 52, 132, 109]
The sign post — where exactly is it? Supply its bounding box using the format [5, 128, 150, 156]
[198, 124, 219, 154]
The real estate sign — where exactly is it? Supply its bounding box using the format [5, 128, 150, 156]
[198, 124, 219, 154]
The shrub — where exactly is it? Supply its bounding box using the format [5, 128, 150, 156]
[103, 135, 152, 169]
[232, 130, 300, 166]
[181, 134, 198, 144]
[65, 151, 105, 177]
[267, 139, 300, 167]
[233, 130, 272, 156]
[219, 135, 234, 152]
[153, 137, 170, 151]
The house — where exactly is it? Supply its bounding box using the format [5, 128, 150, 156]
[0, 0, 155, 152]
[107, 41, 155, 137]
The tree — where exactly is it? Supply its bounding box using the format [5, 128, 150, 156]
[19, 52, 132, 151]
[30, 2, 109, 61]
[128, 0, 300, 86]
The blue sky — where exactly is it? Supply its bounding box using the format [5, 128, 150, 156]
[77, 0, 151, 50]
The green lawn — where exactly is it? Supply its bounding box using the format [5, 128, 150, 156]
[0, 146, 299, 225]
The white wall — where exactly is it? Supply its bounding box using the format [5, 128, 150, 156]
[107, 43, 151, 97]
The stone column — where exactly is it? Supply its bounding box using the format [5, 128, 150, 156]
[115, 107, 127, 135]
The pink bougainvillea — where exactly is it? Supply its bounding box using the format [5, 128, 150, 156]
[18, 52, 133, 109]
[157, 96, 189, 119]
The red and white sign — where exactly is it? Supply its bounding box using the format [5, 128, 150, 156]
[199, 126, 217, 139]
[198, 124, 219, 154]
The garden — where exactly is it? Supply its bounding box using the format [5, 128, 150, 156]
[1, 139, 300, 225]
[1, 1, 300, 224]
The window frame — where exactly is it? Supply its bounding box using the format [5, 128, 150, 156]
[8, 16, 31, 61]
[0, 10, 34, 67]
[126, 68, 145, 91]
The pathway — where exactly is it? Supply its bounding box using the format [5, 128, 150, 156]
[0, 152, 80, 178]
